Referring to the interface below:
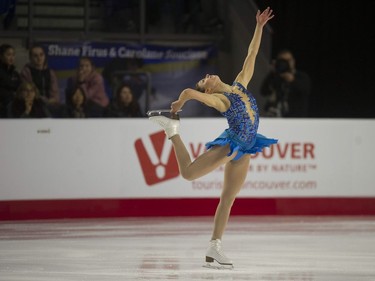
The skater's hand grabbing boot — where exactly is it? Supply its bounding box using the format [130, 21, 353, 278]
[147, 110, 180, 139]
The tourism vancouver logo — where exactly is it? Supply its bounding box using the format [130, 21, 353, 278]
[135, 130, 318, 189]
[135, 131, 179, 185]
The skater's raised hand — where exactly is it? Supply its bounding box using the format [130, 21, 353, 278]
[256, 7, 274, 27]
[171, 99, 184, 113]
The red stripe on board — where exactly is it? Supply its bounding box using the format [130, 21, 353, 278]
[1, 198, 375, 220]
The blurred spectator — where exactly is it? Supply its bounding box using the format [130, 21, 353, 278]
[104, 83, 143, 117]
[63, 86, 90, 118]
[102, 57, 150, 112]
[102, 57, 147, 100]
[65, 57, 109, 117]
[0, 43, 21, 117]
[20, 44, 62, 116]
[260, 49, 311, 117]
[7, 81, 51, 118]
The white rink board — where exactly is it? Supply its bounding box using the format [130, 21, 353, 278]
[0, 118, 374, 200]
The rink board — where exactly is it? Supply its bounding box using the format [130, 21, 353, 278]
[1, 118, 374, 219]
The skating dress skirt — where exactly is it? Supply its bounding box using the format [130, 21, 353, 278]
[205, 81, 278, 161]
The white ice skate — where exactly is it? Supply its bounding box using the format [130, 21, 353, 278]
[147, 109, 180, 139]
[203, 239, 234, 270]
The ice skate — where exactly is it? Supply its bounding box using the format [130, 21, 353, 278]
[203, 239, 234, 270]
[147, 109, 180, 139]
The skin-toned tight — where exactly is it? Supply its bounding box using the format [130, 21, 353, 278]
[170, 135, 251, 240]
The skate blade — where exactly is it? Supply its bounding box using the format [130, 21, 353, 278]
[203, 261, 234, 270]
[147, 109, 180, 120]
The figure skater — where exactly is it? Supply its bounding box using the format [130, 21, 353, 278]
[148, 7, 276, 269]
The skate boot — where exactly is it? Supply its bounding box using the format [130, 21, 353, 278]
[204, 239, 234, 270]
[147, 110, 180, 139]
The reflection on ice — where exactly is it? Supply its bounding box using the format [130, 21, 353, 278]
[1, 216, 375, 281]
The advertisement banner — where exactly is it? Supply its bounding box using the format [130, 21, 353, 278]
[42, 41, 219, 116]
[0, 119, 374, 200]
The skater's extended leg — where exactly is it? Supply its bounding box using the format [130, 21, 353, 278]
[148, 113, 236, 181]
[171, 135, 236, 181]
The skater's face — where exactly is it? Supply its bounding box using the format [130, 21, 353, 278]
[197, 74, 220, 93]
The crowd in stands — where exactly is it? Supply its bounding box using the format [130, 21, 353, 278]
[1, 42, 312, 119]
[0, 43, 144, 119]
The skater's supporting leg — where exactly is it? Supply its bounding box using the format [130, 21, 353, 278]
[204, 155, 251, 268]
[212, 154, 251, 240]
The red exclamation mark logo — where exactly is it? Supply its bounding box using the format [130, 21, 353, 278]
[135, 131, 180, 185]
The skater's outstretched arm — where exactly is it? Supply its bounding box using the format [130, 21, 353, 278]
[235, 7, 274, 88]
[170, 88, 230, 113]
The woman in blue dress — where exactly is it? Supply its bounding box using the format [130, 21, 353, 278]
[148, 7, 276, 269]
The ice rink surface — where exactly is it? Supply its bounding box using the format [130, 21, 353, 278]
[1, 216, 375, 281]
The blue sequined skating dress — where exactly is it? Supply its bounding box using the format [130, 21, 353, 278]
[205, 81, 278, 161]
